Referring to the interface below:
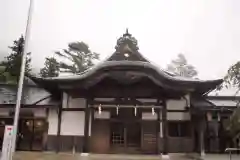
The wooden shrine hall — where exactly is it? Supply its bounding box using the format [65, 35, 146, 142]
[24, 30, 226, 156]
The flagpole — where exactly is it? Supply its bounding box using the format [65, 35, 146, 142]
[11, 0, 34, 156]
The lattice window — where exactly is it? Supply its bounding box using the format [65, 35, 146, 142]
[111, 123, 125, 146]
[111, 131, 124, 145]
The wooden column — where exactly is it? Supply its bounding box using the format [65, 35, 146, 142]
[56, 105, 62, 153]
[90, 107, 94, 135]
[83, 99, 90, 153]
[156, 108, 160, 154]
[199, 114, 205, 157]
[162, 99, 168, 155]
[89, 106, 94, 152]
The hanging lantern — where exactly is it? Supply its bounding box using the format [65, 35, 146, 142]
[152, 107, 155, 115]
[98, 104, 102, 114]
[116, 105, 119, 115]
[134, 107, 137, 116]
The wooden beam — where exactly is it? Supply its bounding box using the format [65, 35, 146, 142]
[62, 108, 85, 111]
[107, 118, 164, 123]
[167, 109, 189, 112]
[90, 98, 163, 106]
[87, 106, 188, 113]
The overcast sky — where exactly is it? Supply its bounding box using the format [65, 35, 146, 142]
[1, 0, 240, 80]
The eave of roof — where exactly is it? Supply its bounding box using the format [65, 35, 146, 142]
[30, 61, 222, 82]
[29, 61, 223, 95]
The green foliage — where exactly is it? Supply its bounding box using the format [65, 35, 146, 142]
[221, 62, 240, 138]
[55, 41, 99, 74]
[40, 57, 60, 78]
[1, 35, 31, 83]
[224, 108, 240, 137]
[166, 53, 198, 78]
[222, 62, 240, 90]
[0, 66, 18, 84]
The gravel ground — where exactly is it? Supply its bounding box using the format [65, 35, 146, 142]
[7, 152, 240, 160]
[11, 152, 192, 160]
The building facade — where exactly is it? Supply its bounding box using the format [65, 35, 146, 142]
[0, 31, 237, 155]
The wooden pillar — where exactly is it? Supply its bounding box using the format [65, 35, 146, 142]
[82, 99, 90, 153]
[199, 114, 205, 157]
[56, 105, 62, 153]
[89, 106, 94, 152]
[162, 99, 168, 155]
[90, 107, 94, 135]
[156, 108, 160, 154]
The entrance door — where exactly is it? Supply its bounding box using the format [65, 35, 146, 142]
[90, 119, 110, 153]
[141, 121, 158, 154]
[17, 119, 33, 150]
[126, 122, 141, 147]
[32, 119, 46, 151]
[125, 122, 141, 153]
[17, 119, 46, 151]
[0, 118, 46, 151]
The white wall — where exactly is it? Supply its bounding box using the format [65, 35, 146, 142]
[67, 97, 86, 108]
[142, 112, 157, 120]
[167, 112, 190, 120]
[48, 109, 58, 135]
[60, 111, 85, 136]
[94, 111, 110, 119]
[62, 93, 87, 108]
[167, 94, 190, 110]
[166, 95, 190, 120]
[167, 100, 186, 110]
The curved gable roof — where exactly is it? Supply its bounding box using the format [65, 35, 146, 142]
[29, 61, 222, 95]
[29, 30, 223, 96]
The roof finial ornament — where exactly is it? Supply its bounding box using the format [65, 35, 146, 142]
[124, 28, 131, 36]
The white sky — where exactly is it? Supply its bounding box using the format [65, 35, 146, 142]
[1, 0, 240, 80]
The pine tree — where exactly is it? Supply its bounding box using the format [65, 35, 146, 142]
[40, 57, 59, 78]
[166, 53, 198, 78]
[1, 35, 31, 83]
[55, 41, 99, 74]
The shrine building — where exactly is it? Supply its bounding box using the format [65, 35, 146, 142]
[0, 30, 237, 156]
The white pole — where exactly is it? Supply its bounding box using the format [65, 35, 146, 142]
[11, 0, 34, 157]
